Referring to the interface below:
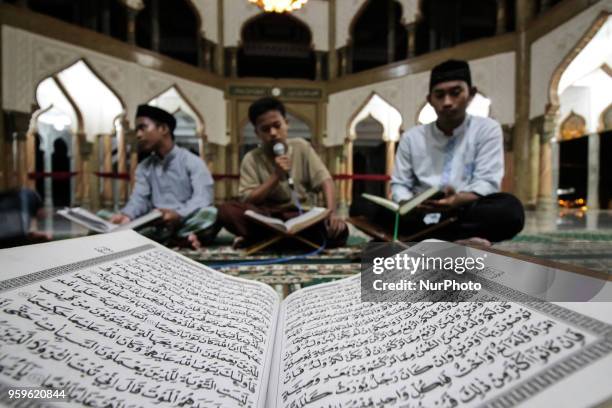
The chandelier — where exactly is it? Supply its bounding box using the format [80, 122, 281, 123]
[248, 0, 308, 13]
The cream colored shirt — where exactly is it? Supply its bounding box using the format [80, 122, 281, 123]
[239, 138, 331, 208]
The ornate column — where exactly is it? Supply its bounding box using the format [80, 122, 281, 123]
[587, 132, 600, 209]
[126, 131, 138, 193]
[202, 39, 212, 71]
[25, 130, 36, 190]
[529, 130, 540, 206]
[537, 111, 556, 210]
[315, 52, 323, 80]
[328, 0, 337, 79]
[196, 33, 204, 68]
[387, 0, 396, 63]
[229, 47, 238, 78]
[15, 132, 28, 190]
[338, 143, 350, 215]
[215, 0, 225, 76]
[76, 138, 93, 208]
[496, 0, 507, 35]
[339, 48, 348, 76]
[150, 0, 160, 52]
[122, 0, 144, 46]
[42, 135, 52, 208]
[115, 117, 128, 206]
[89, 137, 102, 211]
[346, 139, 353, 207]
[385, 140, 396, 198]
[406, 23, 416, 58]
[512, 0, 534, 204]
[101, 134, 113, 208]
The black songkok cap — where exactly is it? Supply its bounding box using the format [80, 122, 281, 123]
[136, 104, 176, 132]
[429, 59, 472, 91]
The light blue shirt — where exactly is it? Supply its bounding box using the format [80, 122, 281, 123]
[122, 145, 214, 219]
[391, 115, 504, 202]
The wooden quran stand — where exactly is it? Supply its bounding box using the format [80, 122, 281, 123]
[242, 207, 330, 255]
[244, 232, 322, 256]
[348, 215, 458, 243]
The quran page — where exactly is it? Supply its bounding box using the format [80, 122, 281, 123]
[269, 253, 612, 407]
[0, 230, 280, 408]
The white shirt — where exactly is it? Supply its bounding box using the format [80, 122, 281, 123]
[391, 115, 504, 202]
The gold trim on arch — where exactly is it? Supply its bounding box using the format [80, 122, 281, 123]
[559, 110, 587, 141]
[548, 12, 611, 110]
[598, 102, 612, 133]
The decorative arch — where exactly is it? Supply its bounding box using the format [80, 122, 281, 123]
[30, 74, 84, 202]
[148, 85, 208, 160]
[548, 12, 611, 110]
[343, 93, 403, 205]
[348, 0, 408, 73]
[148, 85, 206, 137]
[31, 57, 126, 118]
[32, 58, 126, 206]
[543, 13, 611, 209]
[347, 92, 403, 142]
[238, 12, 315, 79]
[599, 102, 612, 132]
[560, 111, 587, 141]
[55, 59, 125, 137]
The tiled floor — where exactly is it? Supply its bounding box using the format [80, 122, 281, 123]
[494, 209, 612, 273]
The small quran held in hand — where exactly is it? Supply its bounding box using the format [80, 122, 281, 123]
[58, 207, 161, 233]
[244, 206, 330, 235]
[0, 231, 611, 407]
[362, 185, 443, 216]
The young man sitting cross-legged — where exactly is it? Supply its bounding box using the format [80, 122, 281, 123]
[218, 97, 348, 249]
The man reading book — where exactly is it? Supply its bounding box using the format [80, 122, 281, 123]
[109, 105, 218, 248]
[218, 97, 348, 248]
[389, 59, 524, 244]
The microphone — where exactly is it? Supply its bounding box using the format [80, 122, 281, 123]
[272, 142, 294, 189]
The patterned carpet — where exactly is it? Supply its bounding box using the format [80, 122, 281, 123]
[173, 223, 612, 298]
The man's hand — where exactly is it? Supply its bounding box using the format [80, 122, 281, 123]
[158, 208, 182, 225]
[274, 155, 291, 175]
[422, 186, 478, 211]
[325, 213, 346, 239]
[110, 213, 131, 224]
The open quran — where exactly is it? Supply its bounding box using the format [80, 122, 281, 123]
[362, 186, 442, 216]
[58, 207, 162, 233]
[1, 231, 611, 407]
[244, 207, 329, 235]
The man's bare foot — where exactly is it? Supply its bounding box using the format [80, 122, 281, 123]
[454, 237, 492, 247]
[187, 233, 201, 250]
[232, 236, 247, 249]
